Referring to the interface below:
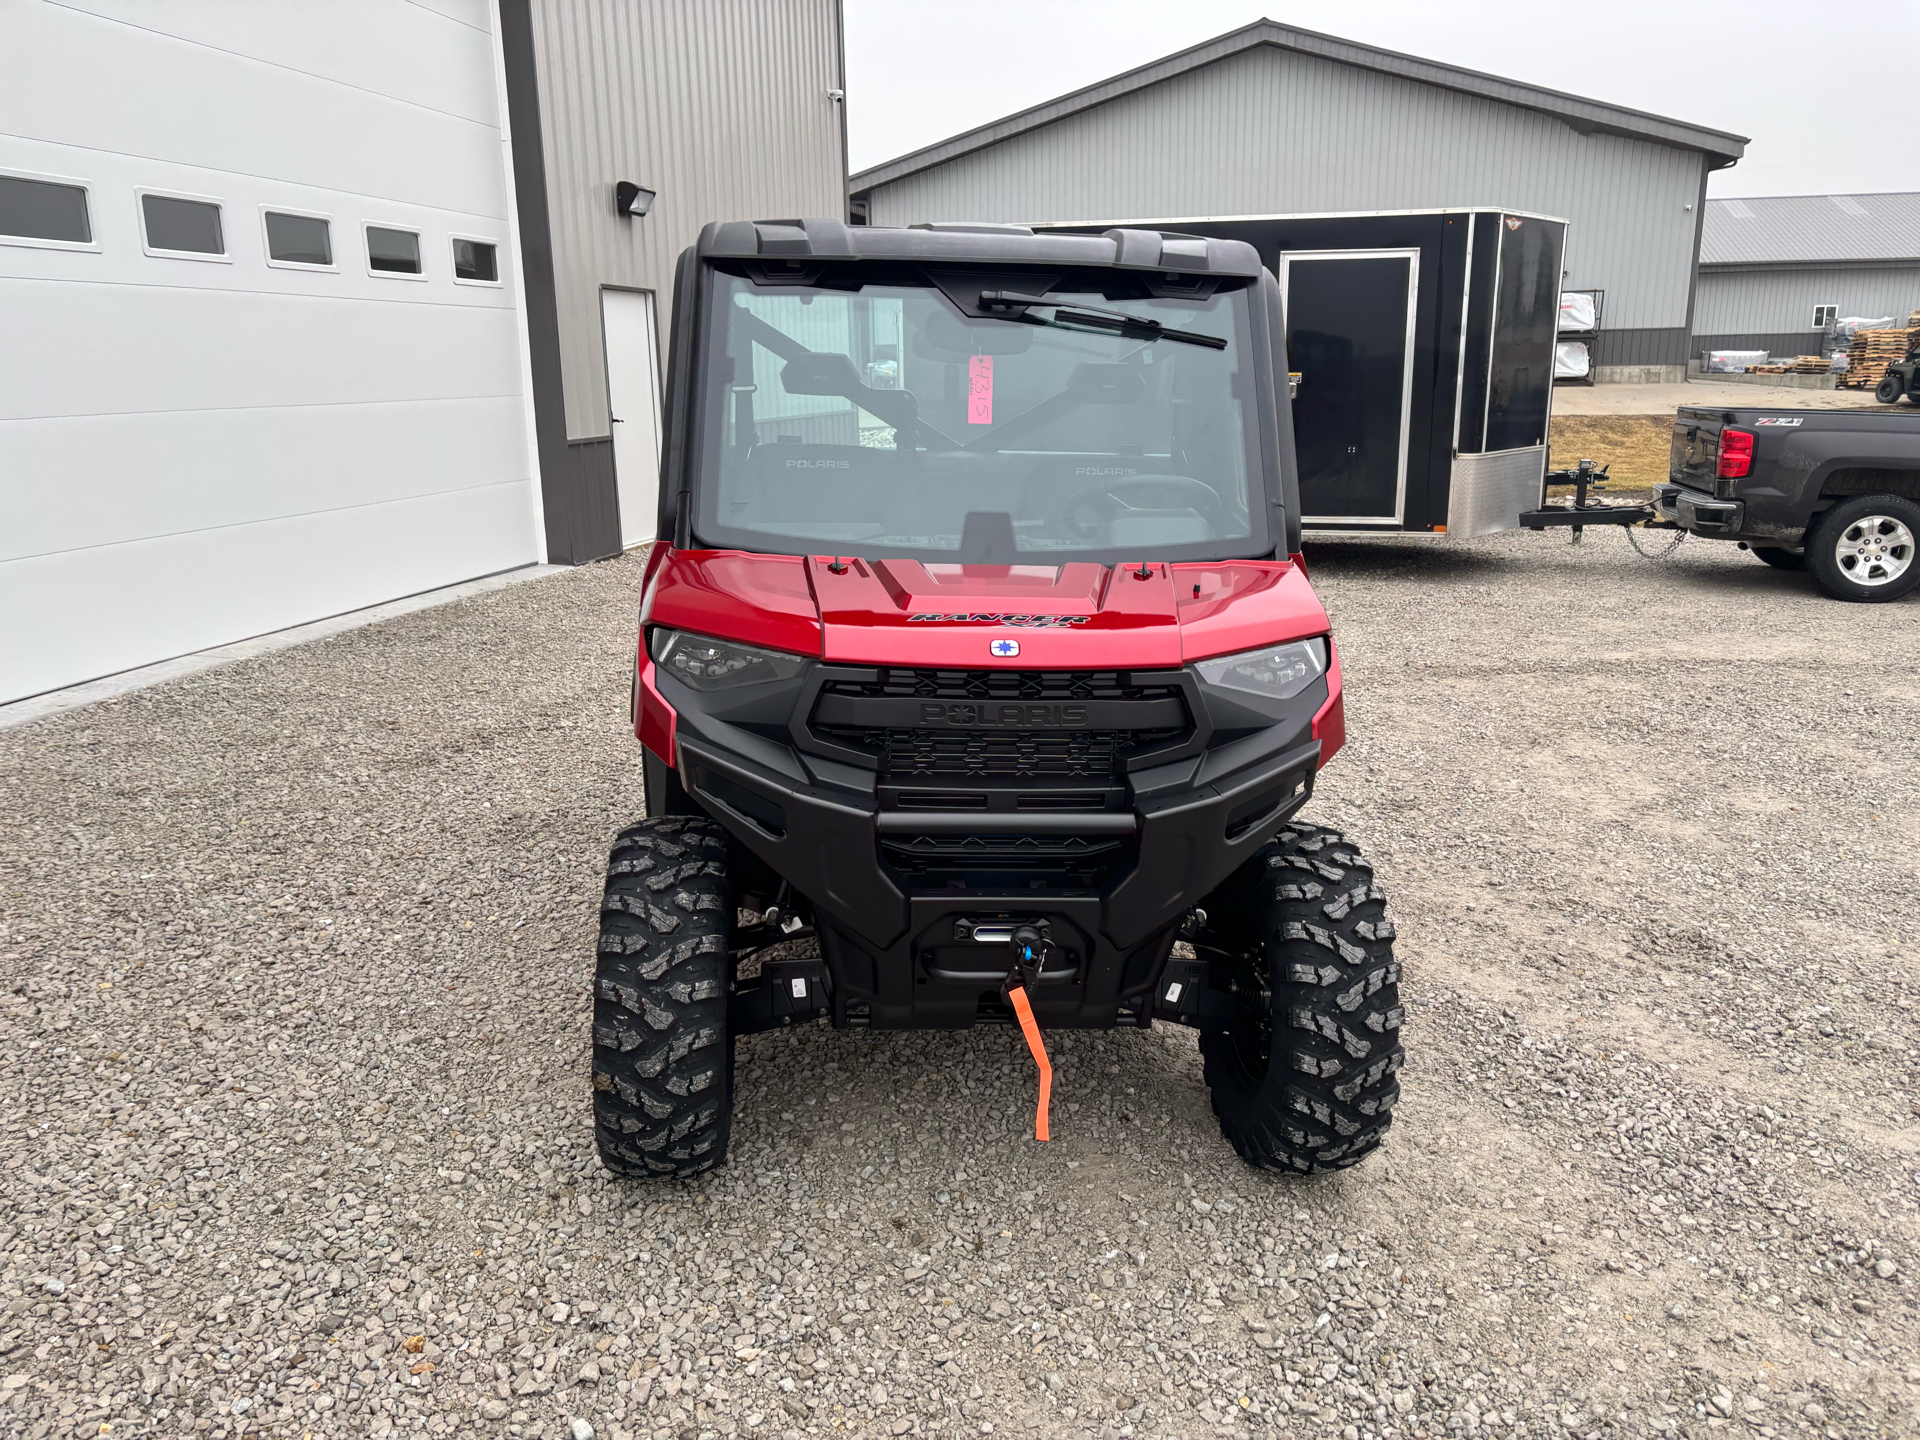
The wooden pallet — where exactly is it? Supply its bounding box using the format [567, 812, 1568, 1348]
[1842, 327, 1919, 387]
[1746, 355, 1835, 375]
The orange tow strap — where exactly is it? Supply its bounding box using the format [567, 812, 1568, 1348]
[1007, 984, 1053, 1142]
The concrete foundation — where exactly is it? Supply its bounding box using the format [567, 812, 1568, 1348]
[1684, 361, 1837, 390]
[1594, 364, 1687, 385]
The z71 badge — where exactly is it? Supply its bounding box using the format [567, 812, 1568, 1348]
[907, 613, 1091, 628]
[1752, 417, 1804, 427]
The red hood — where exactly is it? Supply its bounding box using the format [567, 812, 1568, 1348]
[643, 549, 1330, 667]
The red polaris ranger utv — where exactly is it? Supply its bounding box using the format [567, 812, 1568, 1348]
[597, 219, 1403, 1180]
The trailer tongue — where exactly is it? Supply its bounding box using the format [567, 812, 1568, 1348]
[1521, 459, 1661, 534]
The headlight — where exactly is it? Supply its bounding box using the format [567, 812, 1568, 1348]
[650, 629, 806, 690]
[1194, 637, 1327, 701]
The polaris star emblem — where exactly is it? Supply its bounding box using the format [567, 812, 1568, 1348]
[990, 638, 1021, 658]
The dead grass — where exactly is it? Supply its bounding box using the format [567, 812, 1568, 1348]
[1546, 413, 1670, 495]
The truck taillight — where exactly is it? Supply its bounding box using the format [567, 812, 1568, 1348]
[1716, 429, 1754, 478]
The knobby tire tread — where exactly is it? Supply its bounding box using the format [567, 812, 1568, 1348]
[1199, 821, 1405, 1174]
[592, 816, 735, 1179]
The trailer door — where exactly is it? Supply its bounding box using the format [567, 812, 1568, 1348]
[1280, 249, 1419, 526]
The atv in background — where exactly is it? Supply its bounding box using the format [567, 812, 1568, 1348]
[1875, 347, 1917, 406]
[595, 219, 1403, 1180]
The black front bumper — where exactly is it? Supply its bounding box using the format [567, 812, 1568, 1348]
[662, 662, 1325, 1029]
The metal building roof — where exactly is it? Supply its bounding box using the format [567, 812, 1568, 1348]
[1699, 192, 1920, 267]
[849, 19, 1748, 194]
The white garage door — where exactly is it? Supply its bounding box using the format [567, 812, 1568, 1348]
[0, 1, 540, 704]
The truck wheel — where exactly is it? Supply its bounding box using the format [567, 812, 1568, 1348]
[1198, 822, 1404, 1174]
[1751, 546, 1805, 570]
[1806, 494, 1919, 602]
[1876, 374, 1904, 404]
[592, 816, 735, 1179]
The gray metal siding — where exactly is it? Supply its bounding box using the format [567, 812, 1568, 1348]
[564, 435, 620, 550]
[1693, 265, 1920, 335]
[1589, 327, 1691, 367]
[861, 44, 1707, 331]
[1693, 332, 1827, 357]
[529, 0, 845, 439]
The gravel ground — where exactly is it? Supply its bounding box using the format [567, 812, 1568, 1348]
[1, 531, 1915, 1441]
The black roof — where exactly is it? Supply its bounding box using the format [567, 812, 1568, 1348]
[695, 219, 1263, 277]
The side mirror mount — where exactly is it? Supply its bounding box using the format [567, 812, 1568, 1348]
[780, 353, 920, 432]
[779, 352, 863, 396]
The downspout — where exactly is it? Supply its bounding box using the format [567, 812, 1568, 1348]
[1680, 155, 1717, 375]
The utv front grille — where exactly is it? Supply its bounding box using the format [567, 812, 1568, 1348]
[861, 727, 1131, 779]
[811, 667, 1191, 783]
[809, 668, 1191, 890]
[825, 668, 1184, 703]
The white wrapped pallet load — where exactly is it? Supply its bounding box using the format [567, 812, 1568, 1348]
[1554, 341, 1590, 379]
[1558, 292, 1597, 332]
[1706, 350, 1767, 374]
[1833, 317, 1895, 341]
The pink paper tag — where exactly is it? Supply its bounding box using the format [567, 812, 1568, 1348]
[967, 354, 993, 425]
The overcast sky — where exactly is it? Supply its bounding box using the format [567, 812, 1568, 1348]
[844, 0, 1920, 199]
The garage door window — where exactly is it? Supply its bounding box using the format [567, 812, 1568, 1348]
[265, 211, 333, 268]
[141, 193, 225, 258]
[0, 173, 93, 248]
[367, 225, 422, 276]
[452, 237, 498, 284]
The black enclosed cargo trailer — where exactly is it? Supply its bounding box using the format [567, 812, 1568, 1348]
[1039, 209, 1569, 537]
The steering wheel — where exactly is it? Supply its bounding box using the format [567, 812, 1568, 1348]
[1060, 474, 1227, 538]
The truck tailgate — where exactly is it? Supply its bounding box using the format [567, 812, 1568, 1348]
[1670, 409, 1725, 491]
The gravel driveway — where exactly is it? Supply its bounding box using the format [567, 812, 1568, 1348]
[2, 532, 1915, 1441]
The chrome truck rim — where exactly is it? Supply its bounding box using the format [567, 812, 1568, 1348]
[1835, 516, 1916, 587]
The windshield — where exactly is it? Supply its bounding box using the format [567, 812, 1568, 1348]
[692, 269, 1267, 562]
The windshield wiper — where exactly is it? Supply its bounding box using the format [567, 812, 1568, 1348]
[977, 290, 1227, 350]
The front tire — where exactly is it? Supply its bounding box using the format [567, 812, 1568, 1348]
[1197, 822, 1404, 1174]
[592, 817, 736, 1179]
[1876, 374, 1904, 404]
[1806, 494, 1919, 602]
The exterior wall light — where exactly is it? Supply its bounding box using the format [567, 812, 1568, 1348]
[614, 181, 656, 218]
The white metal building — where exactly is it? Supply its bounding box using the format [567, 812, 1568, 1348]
[1692, 192, 1919, 357]
[0, 0, 845, 706]
[849, 20, 1749, 386]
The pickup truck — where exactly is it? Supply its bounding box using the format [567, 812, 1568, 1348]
[1655, 406, 1919, 601]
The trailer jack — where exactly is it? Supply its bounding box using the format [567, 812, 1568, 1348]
[1520, 459, 1675, 541]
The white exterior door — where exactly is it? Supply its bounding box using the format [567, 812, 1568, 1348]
[601, 288, 661, 548]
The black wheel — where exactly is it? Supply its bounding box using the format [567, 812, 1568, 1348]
[592, 816, 736, 1179]
[1196, 822, 1404, 1173]
[1876, 374, 1904, 404]
[1806, 494, 1919, 602]
[1751, 546, 1806, 571]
